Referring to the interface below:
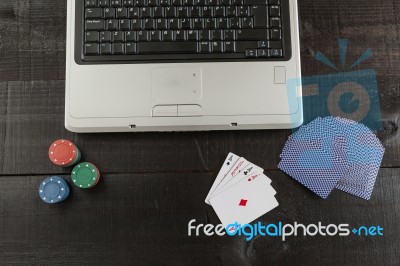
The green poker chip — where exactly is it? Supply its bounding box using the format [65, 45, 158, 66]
[71, 162, 100, 189]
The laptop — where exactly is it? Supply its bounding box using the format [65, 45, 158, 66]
[66, 0, 302, 132]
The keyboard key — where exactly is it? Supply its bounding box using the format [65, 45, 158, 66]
[224, 41, 235, 52]
[119, 19, 131, 30]
[252, 6, 268, 28]
[199, 30, 212, 40]
[86, 20, 105, 30]
[171, 0, 182, 5]
[208, 0, 219, 5]
[100, 43, 112, 54]
[270, 29, 281, 40]
[156, 18, 167, 29]
[269, 6, 280, 17]
[190, 6, 202, 17]
[110, 0, 121, 7]
[192, 18, 204, 29]
[113, 43, 125, 54]
[216, 18, 229, 29]
[243, 0, 267, 5]
[238, 6, 249, 16]
[134, 0, 148, 6]
[268, 40, 282, 48]
[202, 7, 213, 17]
[160, 0, 171, 6]
[86, 8, 103, 19]
[168, 18, 181, 29]
[187, 29, 198, 40]
[214, 6, 224, 17]
[116, 7, 128, 18]
[137, 30, 149, 41]
[175, 30, 187, 40]
[211, 41, 223, 52]
[112, 31, 126, 42]
[270, 48, 283, 57]
[99, 0, 110, 7]
[126, 31, 137, 41]
[241, 17, 253, 28]
[100, 31, 112, 42]
[204, 18, 216, 29]
[181, 18, 191, 29]
[270, 17, 281, 28]
[232, 0, 243, 5]
[123, 0, 134, 6]
[139, 42, 197, 53]
[143, 18, 156, 29]
[237, 29, 268, 40]
[106, 19, 119, 30]
[149, 30, 162, 41]
[220, 0, 230, 5]
[269, 0, 280, 4]
[224, 29, 236, 40]
[131, 19, 143, 29]
[225, 6, 237, 17]
[257, 48, 269, 57]
[85, 0, 98, 8]
[198, 41, 211, 53]
[177, 7, 190, 17]
[212, 29, 223, 40]
[140, 7, 152, 17]
[258, 40, 268, 48]
[126, 42, 137, 53]
[229, 17, 240, 29]
[153, 7, 164, 17]
[104, 7, 116, 18]
[84, 43, 99, 55]
[85, 31, 100, 42]
[235, 41, 258, 52]
[147, 0, 159, 6]
[162, 30, 174, 41]
[128, 7, 140, 18]
[165, 7, 176, 17]
[245, 49, 257, 57]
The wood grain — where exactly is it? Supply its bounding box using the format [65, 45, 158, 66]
[0, 0, 399, 265]
[0, 170, 398, 266]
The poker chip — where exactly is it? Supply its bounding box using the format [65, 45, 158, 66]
[39, 176, 70, 204]
[71, 162, 101, 189]
[49, 139, 81, 167]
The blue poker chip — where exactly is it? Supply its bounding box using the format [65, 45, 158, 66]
[39, 176, 70, 204]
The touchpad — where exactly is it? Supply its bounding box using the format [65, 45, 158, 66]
[152, 67, 202, 101]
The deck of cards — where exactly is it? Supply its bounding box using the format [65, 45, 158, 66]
[205, 153, 279, 229]
[278, 117, 385, 200]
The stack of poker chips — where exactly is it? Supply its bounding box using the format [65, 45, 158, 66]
[39, 176, 70, 204]
[71, 162, 101, 189]
[39, 139, 102, 204]
[48, 139, 81, 167]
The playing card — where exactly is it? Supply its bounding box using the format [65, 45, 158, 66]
[278, 117, 350, 199]
[205, 153, 240, 205]
[331, 117, 384, 199]
[217, 164, 267, 195]
[210, 174, 278, 229]
[209, 157, 249, 198]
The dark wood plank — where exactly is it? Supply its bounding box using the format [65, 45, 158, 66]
[0, 169, 398, 265]
[0, 80, 397, 175]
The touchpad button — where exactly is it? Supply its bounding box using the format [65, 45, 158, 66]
[152, 67, 202, 101]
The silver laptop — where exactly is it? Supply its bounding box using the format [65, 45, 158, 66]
[66, 0, 302, 132]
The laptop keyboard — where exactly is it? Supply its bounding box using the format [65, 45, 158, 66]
[78, 0, 291, 63]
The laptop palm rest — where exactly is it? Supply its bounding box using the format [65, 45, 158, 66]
[151, 67, 203, 102]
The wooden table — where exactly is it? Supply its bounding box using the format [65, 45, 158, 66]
[0, 0, 399, 265]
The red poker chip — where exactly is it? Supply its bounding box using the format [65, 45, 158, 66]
[48, 139, 78, 167]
